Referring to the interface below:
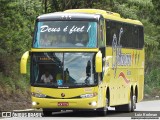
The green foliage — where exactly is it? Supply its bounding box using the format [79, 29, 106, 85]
[145, 69, 160, 87]
[0, 0, 41, 95]
[151, 0, 160, 25]
[112, 0, 153, 19]
[0, 72, 29, 97]
[142, 19, 159, 73]
[144, 68, 160, 96]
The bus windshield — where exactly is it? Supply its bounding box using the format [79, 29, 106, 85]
[33, 21, 97, 48]
[31, 52, 98, 88]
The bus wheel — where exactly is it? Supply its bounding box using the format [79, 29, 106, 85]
[132, 95, 136, 111]
[97, 98, 108, 116]
[125, 92, 136, 112]
[97, 107, 107, 116]
[115, 92, 136, 112]
[42, 109, 53, 117]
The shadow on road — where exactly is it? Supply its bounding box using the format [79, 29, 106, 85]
[47, 110, 135, 117]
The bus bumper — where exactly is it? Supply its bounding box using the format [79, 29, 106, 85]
[32, 97, 99, 110]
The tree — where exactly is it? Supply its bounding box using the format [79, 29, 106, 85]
[151, 0, 160, 25]
[0, 0, 42, 76]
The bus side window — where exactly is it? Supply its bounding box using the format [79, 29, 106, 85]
[132, 26, 139, 49]
[106, 20, 112, 46]
[121, 24, 133, 48]
[120, 23, 126, 47]
[98, 18, 105, 47]
[138, 26, 144, 49]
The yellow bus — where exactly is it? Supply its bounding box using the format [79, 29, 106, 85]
[20, 9, 144, 116]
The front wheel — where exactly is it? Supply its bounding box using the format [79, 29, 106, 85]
[97, 98, 108, 116]
[42, 109, 52, 117]
[97, 107, 107, 116]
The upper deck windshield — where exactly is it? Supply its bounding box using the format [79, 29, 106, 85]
[33, 21, 97, 48]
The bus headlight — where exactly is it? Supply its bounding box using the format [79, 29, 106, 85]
[32, 101, 37, 106]
[91, 101, 97, 106]
[32, 92, 46, 98]
[80, 92, 97, 98]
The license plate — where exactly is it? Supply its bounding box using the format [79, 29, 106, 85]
[58, 102, 69, 106]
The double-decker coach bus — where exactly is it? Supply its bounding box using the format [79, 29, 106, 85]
[20, 9, 144, 116]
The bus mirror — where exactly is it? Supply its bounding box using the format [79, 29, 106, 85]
[95, 51, 102, 73]
[20, 51, 29, 74]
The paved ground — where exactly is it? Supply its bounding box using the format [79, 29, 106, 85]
[1, 100, 160, 120]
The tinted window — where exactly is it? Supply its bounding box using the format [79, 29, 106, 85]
[138, 26, 144, 48]
[33, 21, 97, 48]
[121, 23, 133, 48]
[106, 20, 144, 49]
[132, 26, 139, 48]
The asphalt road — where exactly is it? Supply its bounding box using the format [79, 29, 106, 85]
[1, 100, 160, 120]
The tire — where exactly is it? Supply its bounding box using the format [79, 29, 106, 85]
[115, 105, 123, 112]
[115, 92, 136, 112]
[97, 107, 107, 116]
[132, 95, 136, 111]
[97, 98, 108, 116]
[42, 109, 53, 117]
[125, 92, 136, 112]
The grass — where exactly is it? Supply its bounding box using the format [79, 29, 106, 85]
[0, 72, 31, 111]
[144, 69, 160, 100]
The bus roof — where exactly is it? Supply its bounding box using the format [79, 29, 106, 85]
[64, 9, 143, 26]
[37, 12, 101, 21]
